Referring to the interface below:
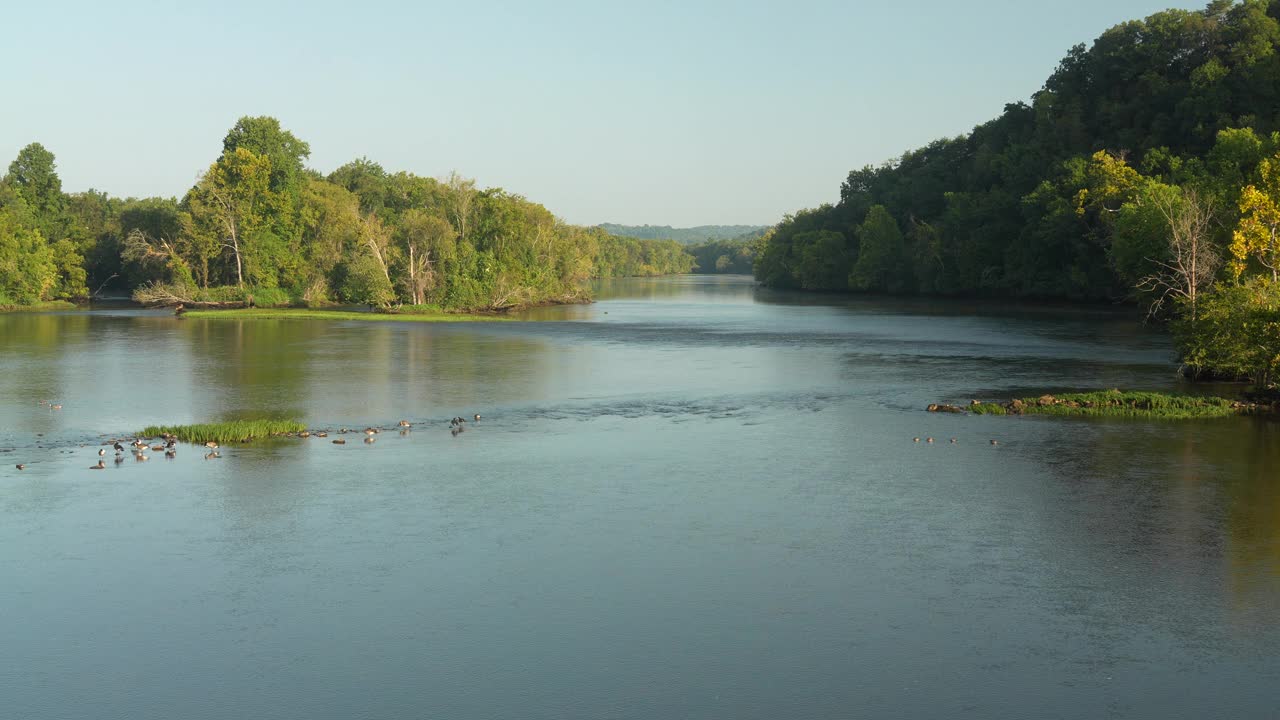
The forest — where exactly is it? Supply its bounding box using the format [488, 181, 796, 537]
[754, 0, 1280, 386]
[0, 119, 694, 312]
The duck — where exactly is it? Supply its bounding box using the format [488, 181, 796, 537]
[204, 441, 219, 449]
[926, 437, 934, 444]
[332, 439, 346, 445]
[950, 438, 958, 444]
[51, 404, 62, 410]
[113, 442, 125, 453]
[398, 420, 411, 428]
[98, 448, 106, 456]
[316, 431, 328, 438]
[473, 414, 481, 422]
[15, 464, 25, 470]
[913, 437, 920, 443]
[990, 439, 1000, 446]
[364, 428, 377, 436]
[132, 439, 147, 449]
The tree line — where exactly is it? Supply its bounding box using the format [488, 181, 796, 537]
[753, 0, 1280, 386]
[0, 118, 694, 311]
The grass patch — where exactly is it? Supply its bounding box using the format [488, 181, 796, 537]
[0, 300, 78, 312]
[181, 308, 507, 322]
[139, 419, 308, 444]
[970, 390, 1245, 420]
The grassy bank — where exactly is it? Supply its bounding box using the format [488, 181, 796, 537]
[181, 308, 508, 322]
[0, 300, 77, 312]
[140, 419, 308, 444]
[967, 390, 1247, 420]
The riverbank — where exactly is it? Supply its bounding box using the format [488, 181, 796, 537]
[0, 300, 77, 312]
[181, 308, 510, 323]
[949, 390, 1265, 420]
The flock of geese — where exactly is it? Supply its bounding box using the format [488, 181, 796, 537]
[13, 409, 484, 471]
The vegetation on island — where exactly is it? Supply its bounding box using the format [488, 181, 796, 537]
[0, 119, 695, 314]
[754, 0, 1280, 387]
[140, 419, 308, 444]
[964, 391, 1251, 420]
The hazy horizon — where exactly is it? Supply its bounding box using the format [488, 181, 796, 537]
[3, 0, 1205, 227]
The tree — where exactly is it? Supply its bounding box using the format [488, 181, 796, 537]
[183, 148, 273, 286]
[5, 142, 66, 238]
[222, 116, 311, 195]
[1177, 278, 1280, 387]
[398, 209, 455, 304]
[849, 206, 906, 291]
[1135, 186, 1221, 320]
[442, 172, 476, 244]
[0, 208, 56, 303]
[1231, 154, 1280, 282]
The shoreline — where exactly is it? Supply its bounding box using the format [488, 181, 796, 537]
[180, 308, 511, 322]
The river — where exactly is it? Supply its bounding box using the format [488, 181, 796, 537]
[1, 275, 1277, 719]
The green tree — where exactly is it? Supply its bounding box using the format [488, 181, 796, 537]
[849, 206, 905, 291]
[5, 142, 66, 239]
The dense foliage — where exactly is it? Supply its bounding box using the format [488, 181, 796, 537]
[1, 120, 694, 311]
[599, 224, 767, 244]
[687, 232, 764, 274]
[754, 0, 1280, 385]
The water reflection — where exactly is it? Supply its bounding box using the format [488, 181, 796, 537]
[2, 277, 1278, 720]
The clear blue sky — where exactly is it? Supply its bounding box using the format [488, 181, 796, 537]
[2, 0, 1208, 227]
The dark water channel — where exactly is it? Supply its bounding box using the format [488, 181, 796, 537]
[1, 275, 1277, 719]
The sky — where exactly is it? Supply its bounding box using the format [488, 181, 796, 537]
[2, 0, 1210, 227]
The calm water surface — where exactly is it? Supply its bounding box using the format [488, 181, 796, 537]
[2, 276, 1277, 719]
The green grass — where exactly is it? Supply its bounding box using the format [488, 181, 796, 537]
[139, 419, 309, 444]
[969, 390, 1244, 420]
[0, 300, 77, 312]
[181, 308, 509, 322]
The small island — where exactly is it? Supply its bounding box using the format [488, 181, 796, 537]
[929, 390, 1268, 420]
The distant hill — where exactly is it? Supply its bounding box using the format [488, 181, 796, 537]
[599, 224, 768, 245]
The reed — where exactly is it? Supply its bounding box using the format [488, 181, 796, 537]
[139, 419, 308, 444]
[969, 390, 1245, 420]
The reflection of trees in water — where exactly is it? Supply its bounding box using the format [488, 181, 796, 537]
[175, 318, 553, 424]
[591, 275, 758, 302]
[179, 318, 317, 421]
[0, 314, 91, 413]
[1047, 418, 1280, 627]
[1222, 419, 1280, 627]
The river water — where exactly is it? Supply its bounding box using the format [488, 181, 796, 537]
[1, 275, 1277, 719]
